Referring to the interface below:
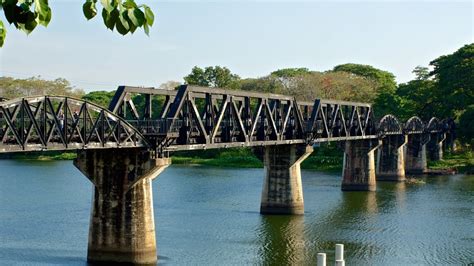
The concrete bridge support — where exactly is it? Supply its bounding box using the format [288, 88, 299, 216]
[428, 133, 446, 161]
[255, 144, 313, 215]
[74, 148, 170, 265]
[376, 135, 407, 181]
[405, 135, 428, 174]
[342, 140, 381, 191]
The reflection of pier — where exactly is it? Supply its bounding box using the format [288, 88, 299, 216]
[257, 215, 306, 265]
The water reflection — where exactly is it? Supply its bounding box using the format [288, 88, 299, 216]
[256, 215, 306, 265]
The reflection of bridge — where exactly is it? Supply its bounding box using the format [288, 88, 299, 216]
[0, 85, 455, 264]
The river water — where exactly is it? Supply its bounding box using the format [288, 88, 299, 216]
[0, 160, 472, 265]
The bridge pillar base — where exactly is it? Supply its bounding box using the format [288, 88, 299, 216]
[405, 135, 428, 175]
[256, 144, 313, 215]
[376, 135, 407, 182]
[342, 140, 381, 191]
[74, 148, 170, 265]
[428, 133, 446, 161]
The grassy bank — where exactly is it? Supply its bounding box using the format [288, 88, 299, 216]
[0, 151, 76, 160]
[428, 149, 474, 174]
[5, 146, 472, 175]
[171, 145, 344, 172]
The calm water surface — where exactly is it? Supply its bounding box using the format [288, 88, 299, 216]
[0, 160, 473, 265]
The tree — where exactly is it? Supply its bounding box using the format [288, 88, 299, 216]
[395, 66, 438, 120]
[458, 105, 474, 146]
[237, 71, 379, 103]
[0, 0, 155, 47]
[82, 90, 116, 108]
[158, 81, 180, 90]
[0, 76, 84, 98]
[333, 63, 398, 117]
[269, 68, 310, 93]
[183, 66, 240, 89]
[429, 43, 474, 117]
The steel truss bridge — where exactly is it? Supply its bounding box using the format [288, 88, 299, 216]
[0, 85, 454, 155]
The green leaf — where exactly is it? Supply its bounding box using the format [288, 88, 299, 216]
[143, 5, 154, 26]
[102, 8, 119, 30]
[18, 11, 38, 34]
[115, 12, 130, 35]
[34, 0, 52, 26]
[143, 22, 149, 36]
[83, 1, 97, 20]
[100, 0, 116, 12]
[0, 20, 6, 47]
[123, 0, 138, 9]
[127, 7, 145, 27]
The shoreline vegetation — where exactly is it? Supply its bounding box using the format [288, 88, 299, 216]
[2, 146, 472, 174]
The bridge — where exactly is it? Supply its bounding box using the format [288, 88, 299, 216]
[0, 85, 455, 264]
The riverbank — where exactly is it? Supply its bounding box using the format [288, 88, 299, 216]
[428, 149, 474, 174]
[2, 147, 472, 174]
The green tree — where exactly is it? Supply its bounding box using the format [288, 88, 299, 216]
[429, 43, 474, 117]
[395, 66, 438, 120]
[0, 0, 155, 47]
[333, 63, 398, 117]
[82, 90, 116, 108]
[0, 76, 84, 98]
[184, 66, 240, 89]
[457, 105, 474, 146]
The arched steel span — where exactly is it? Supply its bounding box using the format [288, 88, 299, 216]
[427, 117, 443, 133]
[377, 114, 402, 136]
[404, 116, 425, 134]
[0, 96, 149, 153]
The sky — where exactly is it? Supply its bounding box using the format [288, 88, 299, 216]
[0, 0, 473, 92]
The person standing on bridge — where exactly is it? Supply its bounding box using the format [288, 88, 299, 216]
[73, 110, 80, 122]
[58, 111, 64, 131]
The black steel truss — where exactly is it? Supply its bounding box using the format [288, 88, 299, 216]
[0, 85, 454, 154]
[0, 96, 148, 153]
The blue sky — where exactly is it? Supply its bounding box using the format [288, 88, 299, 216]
[1, 0, 472, 92]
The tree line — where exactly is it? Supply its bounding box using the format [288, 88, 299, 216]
[1, 43, 472, 145]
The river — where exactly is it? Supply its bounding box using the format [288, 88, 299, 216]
[0, 160, 472, 265]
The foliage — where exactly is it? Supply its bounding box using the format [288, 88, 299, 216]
[237, 71, 379, 103]
[271, 68, 310, 78]
[428, 149, 474, 173]
[239, 77, 285, 94]
[429, 43, 474, 118]
[333, 63, 397, 93]
[457, 105, 474, 146]
[184, 66, 241, 89]
[82, 90, 116, 108]
[333, 63, 399, 117]
[395, 66, 438, 120]
[0, 0, 154, 47]
[0, 76, 84, 98]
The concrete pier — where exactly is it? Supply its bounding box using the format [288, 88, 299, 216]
[256, 144, 313, 215]
[376, 135, 407, 181]
[342, 140, 381, 191]
[428, 133, 446, 161]
[74, 148, 170, 265]
[405, 135, 428, 174]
